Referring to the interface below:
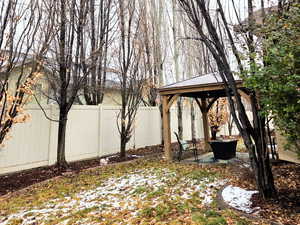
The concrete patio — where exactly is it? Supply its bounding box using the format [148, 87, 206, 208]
[182, 152, 250, 165]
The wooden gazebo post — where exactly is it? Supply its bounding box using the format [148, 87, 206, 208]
[162, 96, 171, 160]
[162, 94, 179, 161]
[200, 98, 211, 151]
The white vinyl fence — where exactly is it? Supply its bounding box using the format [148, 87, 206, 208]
[0, 104, 242, 175]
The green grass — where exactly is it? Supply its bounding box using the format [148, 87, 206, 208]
[192, 210, 227, 225]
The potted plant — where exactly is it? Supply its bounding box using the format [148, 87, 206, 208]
[208, 98, 237, 160]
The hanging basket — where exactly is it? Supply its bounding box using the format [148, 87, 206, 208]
[209, 139, 238, 160]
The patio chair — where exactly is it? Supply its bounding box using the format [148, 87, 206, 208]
[174, 132, 198, 162]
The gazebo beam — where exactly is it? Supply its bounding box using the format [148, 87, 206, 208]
[207, 97, 219, 110]
[167, 94, 179, 111]
[195, 98, 204, 112]
[159, 82, 243, 96]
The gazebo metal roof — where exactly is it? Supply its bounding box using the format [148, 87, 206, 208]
[159, 72, 243, 97]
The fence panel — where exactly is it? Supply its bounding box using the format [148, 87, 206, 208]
[65, 105, 100, 162]
[134, 107, 161, 148]
[100, 106, 137, 156]
[0, 106, 51, 174]
[182, 108, 192, 140]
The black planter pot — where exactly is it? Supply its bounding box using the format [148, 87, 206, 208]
[209, 139, 238, 160]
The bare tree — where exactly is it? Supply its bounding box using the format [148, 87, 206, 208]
[180, 14, 218, 140]
[169, 0, 185, 139]
[150, 0, 165, 89]
[136, 1, 158, 107]
[83, 0, 115, 105]
[0, 0, 54, 145]
[45, 0, 93, 168]
[177, 0, 277, 199]
[116, 0, 145, 158]
[139, 0, 166, 145]
[135, 0, 168, 107]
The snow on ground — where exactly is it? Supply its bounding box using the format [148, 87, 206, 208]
[0, 168, 226, 225]
[222, 185, 259, 213]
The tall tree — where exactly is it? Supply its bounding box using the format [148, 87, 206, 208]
[148, 0, 166, 144]
[137, 1, 159, 107]
[83, 0, 115, 105]
[171, 0, 184, 139]
[180, 15, 218, 140]
[45, 0, 92, 168]
[116, 0, 145, 158]
[151, 0, 165, 88]
[177, 0, 277, 199]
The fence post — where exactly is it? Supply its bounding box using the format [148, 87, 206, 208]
[98, 104, 102, 157]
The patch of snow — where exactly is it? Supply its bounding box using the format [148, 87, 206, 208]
[242, 163, 250, 168]
[201, 179, 227, 204]
[222, 185, 259, 213]
[130, 154, 143, 158]
[100, 158, 109, 165]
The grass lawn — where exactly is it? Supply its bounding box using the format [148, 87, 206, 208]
[0, 159, 261, 225]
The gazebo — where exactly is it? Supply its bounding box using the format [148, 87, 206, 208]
[158, 72, 250, 161]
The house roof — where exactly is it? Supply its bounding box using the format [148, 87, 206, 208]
[159, 72, 243, 97]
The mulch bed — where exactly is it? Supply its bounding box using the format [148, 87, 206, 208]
[226, 160, 300, 225]
[251, 162, 300, 225]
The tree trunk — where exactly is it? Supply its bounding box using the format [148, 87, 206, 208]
[249, 95, 277, 199]
[190, 99, 196, 140]
[245, 131, 277, 198]
[56, 109, 68, 169]
[120, 83, 127, 159]
[252, 140, 276, 198]
[120, 127, 127, 158]
[228, 116, 233, 136]
[247, 0, 276, 197]
[120, 141, 126, 158]
[177, 98, 183, 139]
[159, 103, 164, 145]
[210, 126, 218, 140]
